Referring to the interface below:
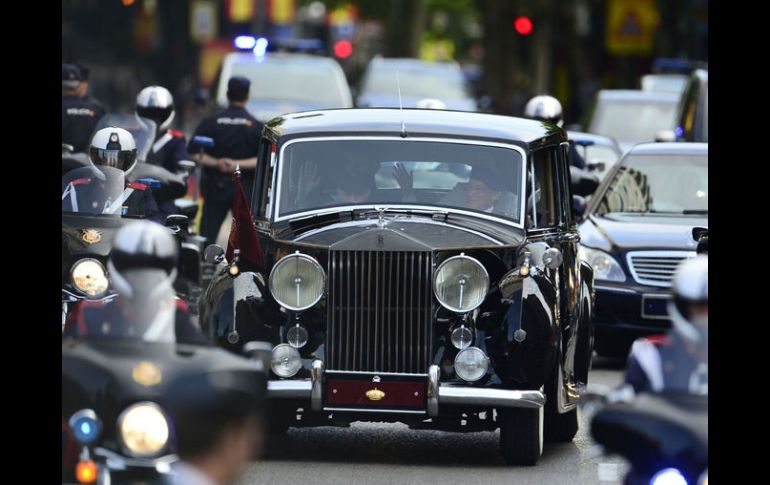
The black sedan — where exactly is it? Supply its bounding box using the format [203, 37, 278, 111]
[578, 142, 707, 357]
[199, 108, 595, 465]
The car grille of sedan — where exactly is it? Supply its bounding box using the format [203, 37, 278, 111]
[626, 250, 697, 287]
[327, 250, 433, 374]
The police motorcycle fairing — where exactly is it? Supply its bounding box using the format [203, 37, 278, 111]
[584, 389, 708, 485]
[62, 270, 268, 484]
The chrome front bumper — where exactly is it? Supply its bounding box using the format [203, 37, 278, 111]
[267, 362, 545, 416]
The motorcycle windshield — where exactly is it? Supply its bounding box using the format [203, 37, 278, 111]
[62, 166, 126, 216]
[94, 114, 157, 162]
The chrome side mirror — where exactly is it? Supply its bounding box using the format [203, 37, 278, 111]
[543, 248, 563, 269]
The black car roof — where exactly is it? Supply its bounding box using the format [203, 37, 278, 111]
[265, 108, 565, 146]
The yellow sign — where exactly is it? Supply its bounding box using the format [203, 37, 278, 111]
[132, 361, 163, 387]
[606, 0, 660, 56]
[419, 38, 455, 62]
[366, 388, 385, 401]
[228, 0, 255, 23]
[270, 0, 296, 25]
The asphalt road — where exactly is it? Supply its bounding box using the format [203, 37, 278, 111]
[238, 356, 629, 485]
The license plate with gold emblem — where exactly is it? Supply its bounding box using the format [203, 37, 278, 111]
[324, 371, 427, 412]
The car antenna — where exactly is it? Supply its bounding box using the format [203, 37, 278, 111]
[397, 70, 408, 138]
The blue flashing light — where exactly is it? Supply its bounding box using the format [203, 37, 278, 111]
[235, 36, 257, 50]
[253, 37, 269, 58]
[675, 126, 685, 138]
[73, 417, 101, 445]
[650, 468, 688, 485]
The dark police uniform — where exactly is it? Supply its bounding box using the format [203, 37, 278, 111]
[568, 140, 586, 170]
[147, 129, 190, 218]
[62, 176, 164, 224]
[62, 297, 207, 345]
[623, 334, 708, 395]
[188, 106, 262, 244]
[62, 95, 106, 153]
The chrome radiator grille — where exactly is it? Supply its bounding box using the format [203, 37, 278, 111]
[327, 250, 433, 373]
[626, 251, 695, 287]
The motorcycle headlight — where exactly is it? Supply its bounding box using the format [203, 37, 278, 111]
[269, 253, 325, 311]
[117, 402, 169, 457]
[434, 254, 489, 313]
[578, 246, 626, 282]
[70, 259, 109, 297]
[650, 468, 687, 485]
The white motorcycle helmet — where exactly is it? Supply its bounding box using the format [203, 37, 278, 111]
[136, 85, 175, 132]
[107, 221, 179, 342]
[524, 95, 563, 127]
[416, 98, 447, 109]
[667, 255, 708, 344]
[89, 127, 138, 175]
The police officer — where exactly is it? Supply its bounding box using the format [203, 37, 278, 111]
[163, 358, 266, 484]
[62, 220, 207, 345]
[622, 255, 708, 396]
[136, 85, 189, 173]
[136, 85, 190, 218]
[188, 76, 262, 244]
[524, 95, 586, 170]
[66, 127, 164, 224]
[62, 63, 106, 153]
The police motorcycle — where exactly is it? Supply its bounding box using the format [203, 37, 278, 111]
[62, 116, 201, 326]
[582, 387, 708, 485]
[62, 256, 269, 484]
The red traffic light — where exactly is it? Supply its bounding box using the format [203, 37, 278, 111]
[514, 16, 533, 35]
[334, 40, 353, 59]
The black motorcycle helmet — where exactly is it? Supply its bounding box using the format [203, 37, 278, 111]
[89, 127, 138, 174]
[136, 85, 175, 132]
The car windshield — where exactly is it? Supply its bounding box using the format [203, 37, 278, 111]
[594, 153, 708, 214]
[362, 63, 471, 100]
[94, 114, 157, 162]
[277, 139, 524, 223]
[230, 60, 348, 105]
[590, 99, 678, 144]
[62, 165, 127, 216]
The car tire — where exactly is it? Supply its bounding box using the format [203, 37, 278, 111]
[498, 407, 543, 466]
[543, 361, 579, 443]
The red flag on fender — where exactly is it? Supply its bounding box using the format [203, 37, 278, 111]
[225, 170, 264, 271]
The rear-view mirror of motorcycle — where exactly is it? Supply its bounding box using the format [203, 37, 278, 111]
[570, 166, 600, 197]
[62, 143, 75, 153]
[166, 214, 190, 234]
[242, 341, 272, 374]
[204, 244, 226, 264]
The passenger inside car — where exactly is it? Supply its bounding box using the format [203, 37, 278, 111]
[439, 164, 518, 217]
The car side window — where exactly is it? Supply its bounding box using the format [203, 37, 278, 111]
[559, 142, 573, 224]
[528, 147, 559, 229]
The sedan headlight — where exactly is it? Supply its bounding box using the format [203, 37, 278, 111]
[578, 246, 626, 282]
[434, 254, 489, 313]
[454, 347, 489, 382]
[269, 253, 325, 311]
[117, 402, 169, 457]
[70, 259, 109, 297]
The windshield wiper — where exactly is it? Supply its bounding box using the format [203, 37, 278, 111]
[682, 209, 708, 215]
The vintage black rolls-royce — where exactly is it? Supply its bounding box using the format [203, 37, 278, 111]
[199, 108, 595, 465]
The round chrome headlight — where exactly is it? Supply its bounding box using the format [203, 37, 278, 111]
[450, 325, 473, 350]
[287, 324, 309, 349]
[433, 255, 489, 313]
[70, 259, 109, 297]
[117, 402, 169, 457]
[454, 347, 489, 382]
[271, 344, 302, 378]
[269, 253, 325, 311]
